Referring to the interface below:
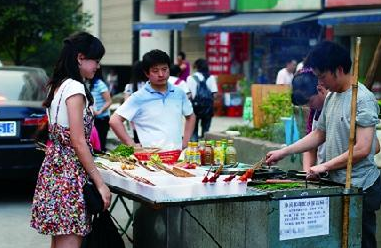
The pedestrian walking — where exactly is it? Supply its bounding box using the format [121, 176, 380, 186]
[106, 69, 118, 96]
[186, 58, 218, 141]
[275, 59, 297, 85]
[168, 64, 191, 98]
[266, 41, 381, 248]
[177, 51, 190, 81]
[30, 31, 111, 248]
[90, 67, 112, 152]
[110, 49, 195, 150]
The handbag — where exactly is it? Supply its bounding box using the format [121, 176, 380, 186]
[83, 180, 104, 215]
[81, 210, 126, 248]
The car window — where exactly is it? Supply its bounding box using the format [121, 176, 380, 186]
[0, 70, 47, 101]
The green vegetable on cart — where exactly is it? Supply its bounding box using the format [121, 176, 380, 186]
[110, 144, 134, 157]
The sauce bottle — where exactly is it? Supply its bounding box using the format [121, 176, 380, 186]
[225, 139, 237, 166]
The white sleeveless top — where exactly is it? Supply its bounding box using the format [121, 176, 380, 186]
[48, 79, 87, 127]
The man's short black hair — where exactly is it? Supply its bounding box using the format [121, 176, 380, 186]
[178, 51, 186, 60]
[305, 41, 352, 74]
[170, 64, 181, 76]
[142, 49, 171, 74]
[292, 72, 318, 106]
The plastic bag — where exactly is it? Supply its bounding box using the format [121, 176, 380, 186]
[81, 210, 125, 248]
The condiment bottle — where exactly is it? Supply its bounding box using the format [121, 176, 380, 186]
[193, 142, 201, 165]
[185, 141, 192, 163]
[198, 140, 206, 166]
[225, 139, 237, 166]
[204, 142, 214, 166]
[214, 141, 224, 166]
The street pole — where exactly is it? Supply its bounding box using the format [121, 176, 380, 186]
[341, 36, 361, 248]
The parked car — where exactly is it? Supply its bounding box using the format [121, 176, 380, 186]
[0, 66, 48, 179]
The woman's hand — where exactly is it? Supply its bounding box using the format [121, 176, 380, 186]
[93, 110, 101, 116]
[97, 183, 111, 211]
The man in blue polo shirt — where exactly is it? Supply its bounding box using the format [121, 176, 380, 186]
[110, 49, 195, 150]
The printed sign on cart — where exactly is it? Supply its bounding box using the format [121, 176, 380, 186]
[279, 197, 329, 241]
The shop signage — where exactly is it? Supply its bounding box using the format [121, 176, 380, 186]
[155, 0, 231, 14]
[279, 197, 329, 241]
[206, 32, 231, 74]
[326, 0, 381, 7]
[237, 0, 321, 11]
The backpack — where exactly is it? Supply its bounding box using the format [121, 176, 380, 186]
[191, 75, 214, 117]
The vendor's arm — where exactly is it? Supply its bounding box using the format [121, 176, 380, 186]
[302, 149, 318, 171]
[183, 113, 196, 149]
[310, 126, 374, 174]
[266, 129, 325, 165]
[109, 113, 137, 146]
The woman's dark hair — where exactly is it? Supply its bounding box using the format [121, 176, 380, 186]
[43, 31, 105, 108]
[129, 60, 148, 92]
[142, 49, 171, 74]
[178, 51, 186, 60]
[304, 40, 352, 74]
[291, 70, 318, 106]
[194, 58, 210, 80]
[89, 67, 105, 91]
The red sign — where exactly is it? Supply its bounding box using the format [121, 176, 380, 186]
[155, 0, 231, 14]
[206, 33, 231, 75]
[326, 0, 381, 7]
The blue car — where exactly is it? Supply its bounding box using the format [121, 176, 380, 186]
[0, 66, 48, 179]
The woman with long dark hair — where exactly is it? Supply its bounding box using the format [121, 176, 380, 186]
[30, 31, 111, 248]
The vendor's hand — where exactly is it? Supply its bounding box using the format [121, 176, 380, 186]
[133, 143, 142, 148]
[97, 183, 111, 211]
[310, 164, 328, 174]
[307, 164, 328, 181]
[265, 149, 287, 166]
[93, 110, 101, 116]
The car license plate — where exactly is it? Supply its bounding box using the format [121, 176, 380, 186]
[0, 121, 17, 137]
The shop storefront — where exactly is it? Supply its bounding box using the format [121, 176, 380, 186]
[317, 1, 381, 98]
[200, 11, 322, 83]
[134, 0, 232, 62]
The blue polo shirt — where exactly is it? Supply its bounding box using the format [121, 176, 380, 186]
[115, 82, 193, 150]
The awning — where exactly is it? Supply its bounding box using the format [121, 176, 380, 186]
[200, 12, 315, 33]
[133, 16, 215, 31]
[318, 9, 381, 25]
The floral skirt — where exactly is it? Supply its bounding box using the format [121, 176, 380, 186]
[30, 146, 91, 236]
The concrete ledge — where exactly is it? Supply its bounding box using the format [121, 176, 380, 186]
[205, 131, 302, 171]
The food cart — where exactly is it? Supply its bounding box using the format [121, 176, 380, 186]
[95, 156, 362, 248]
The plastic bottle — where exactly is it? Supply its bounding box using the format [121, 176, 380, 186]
[214, 141, 224, 166]
[185, 141, 192, 163]
[204, 142, 214, 166]
[193, 142, 201, 165]
[225, 139, 237, 166]
[198, 140, 206, 166]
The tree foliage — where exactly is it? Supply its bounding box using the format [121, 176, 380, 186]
[0, 0, 91, 69]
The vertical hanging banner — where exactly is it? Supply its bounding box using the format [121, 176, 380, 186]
[325, 0, 381, 8]
[155, 0, 231, 14]
[206, 32, 231, 75]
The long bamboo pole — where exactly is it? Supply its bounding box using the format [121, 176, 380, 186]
[341, 37, 361, 248]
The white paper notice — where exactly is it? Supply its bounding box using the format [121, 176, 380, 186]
[279, 197, 329, 241]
